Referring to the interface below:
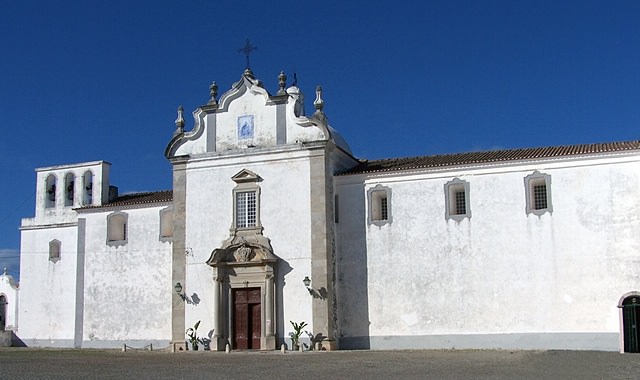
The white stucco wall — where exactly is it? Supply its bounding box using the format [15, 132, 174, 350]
[336, 152, 640, 351]
[79, 205, 172, 347]
[18, 224, 81, 346]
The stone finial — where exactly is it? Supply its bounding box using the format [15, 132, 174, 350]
[2, 267, 6, 275]
[277, 71, 287, 95]
[313, 85, 324, 114]
[174, 106, 185, 136]
[208, 82, 218, 106]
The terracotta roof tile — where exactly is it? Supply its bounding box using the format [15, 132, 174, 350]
[78, 190, 173, 209]
[342, 141, 640, 175]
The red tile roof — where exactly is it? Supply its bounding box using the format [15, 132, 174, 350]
[78, 190, 173, 209]
[342, 141, 640, 175]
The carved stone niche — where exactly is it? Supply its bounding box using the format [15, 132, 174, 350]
[206, 233, 279, 350]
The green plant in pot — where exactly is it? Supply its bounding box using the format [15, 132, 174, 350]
[289, 320, 308, 351]
[186, 320, 201, 351]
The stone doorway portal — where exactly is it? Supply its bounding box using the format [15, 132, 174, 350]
[207, 235, 279, 351]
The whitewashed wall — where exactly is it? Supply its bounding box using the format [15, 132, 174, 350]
[336, 152, 640, 351]
[79, 205, 172, 348]
[18, 225, 81, 347]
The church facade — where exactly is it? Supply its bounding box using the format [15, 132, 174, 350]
[11, 68, 640, 352]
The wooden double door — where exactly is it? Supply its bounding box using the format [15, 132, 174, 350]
[233, 288, 261, 349]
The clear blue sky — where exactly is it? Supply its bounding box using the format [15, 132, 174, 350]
[1, 1, 639, 278]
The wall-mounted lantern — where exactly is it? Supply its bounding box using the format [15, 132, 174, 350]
[303, 276, 311, 288]
[175, 282, 185, 299]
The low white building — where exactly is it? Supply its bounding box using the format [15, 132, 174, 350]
[14, 68, 640, 352]
[0, 268, 19, 329]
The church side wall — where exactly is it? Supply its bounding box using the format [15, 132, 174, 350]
[336, 154, 640, 351]
[80, 205, 172, 348]
[18, 225, 80, 347]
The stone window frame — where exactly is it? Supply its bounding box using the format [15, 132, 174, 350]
[231, 169, 262, 233]
[367, 184, 392, 226]
[444, 178, 471, 221]
[49, 239, 61, 263]
[106, 211, 128, 247]
[524, 171, 553, 216]
[159, 206, 174, 242]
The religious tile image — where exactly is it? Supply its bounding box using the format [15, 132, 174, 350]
[238, 115, 254, 140]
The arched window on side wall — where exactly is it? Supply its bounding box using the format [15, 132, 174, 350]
[45, 174, 57, 208]
[49, 239, 61, 263]
[64, 172, 75, 207]
[107, 212, 128, 246]
[83, 171, 93, 206]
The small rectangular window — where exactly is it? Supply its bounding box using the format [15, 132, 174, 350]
[524, 171, 552, 215]
[159, 208, 173, 239]
[454, 190, 466, 215]
[367, 185, 392, 226]
[379, 196, 388, 220]
[533, 184, 547, 210]
[445, 179, 471, 221]
[371, 192, 388, 221]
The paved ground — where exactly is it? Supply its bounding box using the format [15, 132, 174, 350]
[0, 348, 639, 379]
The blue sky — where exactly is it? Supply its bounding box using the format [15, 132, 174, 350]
[1, 1, 639, 279]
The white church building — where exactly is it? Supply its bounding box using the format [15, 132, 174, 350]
[8, 68, 640, 352]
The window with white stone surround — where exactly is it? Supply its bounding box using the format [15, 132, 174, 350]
[524, 171, 552, 215]
[107, 211, 128, 246]
[445, 178, 471, 221]
[368, 184, 392, 226]
[159, 206, 173, 240]
[49, 239, 61, 263]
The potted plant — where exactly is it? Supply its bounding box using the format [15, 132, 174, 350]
[186, 320, 201, 351]
[289, 320, 308, 351]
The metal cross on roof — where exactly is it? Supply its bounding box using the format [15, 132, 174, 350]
[238, 39, 257, 69]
